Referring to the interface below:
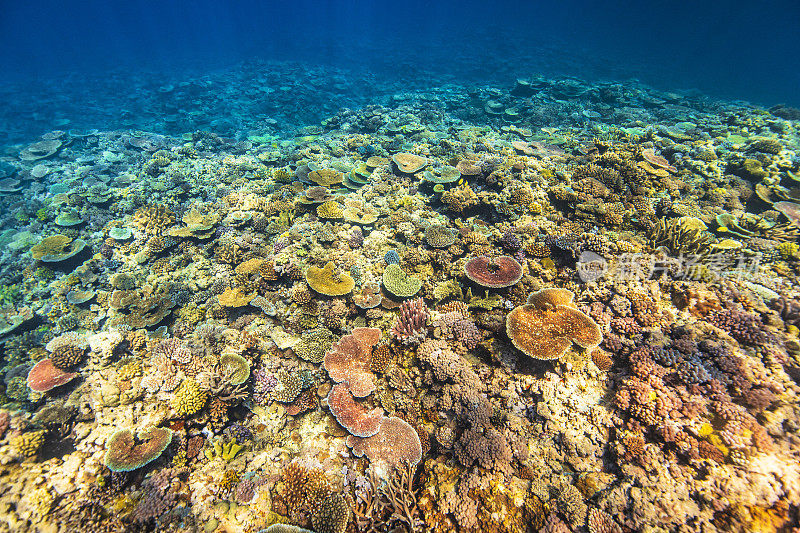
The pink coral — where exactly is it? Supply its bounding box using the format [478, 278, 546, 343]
[327, 383, 383, 437]
[346, 416, 422, 472]
[323, 327, 381, 397]
[464, 255, 523, 288]
[390, 297, 429, 345]
[26, 358, 78, 392]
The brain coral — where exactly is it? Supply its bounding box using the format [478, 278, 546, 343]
[104, 426, 173, 472]
[506, 288, 602, 360]
[323, 327, 381, 397]
[382, 264, 422, 298]
[464, 255, 523, 288]
[327, 383, 383, 437]
[306, 262, 355, 296]
[346, 416, 423, 472]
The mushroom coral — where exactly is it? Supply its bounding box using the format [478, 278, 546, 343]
[506, 288, 602, 360]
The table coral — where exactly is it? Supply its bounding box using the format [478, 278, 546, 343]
[464, 255, 524, 288]
[26, 358, 78, 392]
[506, 288, 602, 360]
[104, 426, 173, 472]
[306, 261, 355, 296]
[382, 263, 422, 298]
[323, 327, 381, 398]
[327, 382, 383, 437]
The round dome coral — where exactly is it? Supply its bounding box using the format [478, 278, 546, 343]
[464, 255, 523, 288]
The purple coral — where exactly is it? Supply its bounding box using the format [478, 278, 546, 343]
[132, 468, 179, 523]
[434, 311, 482, 350]
[253, 366, 278, 404]
[390, 297, 429, 345]
[349, 227, 364, 248]
[499, 232, 522, 252]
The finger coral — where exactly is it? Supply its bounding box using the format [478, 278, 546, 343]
[390, 297, 429, 345]
[506, 288, 602, 360]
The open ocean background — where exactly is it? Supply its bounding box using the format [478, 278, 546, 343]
[1, 0, 799, 143]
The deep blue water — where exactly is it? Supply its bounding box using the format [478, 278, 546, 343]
[1, 0, 799, 142]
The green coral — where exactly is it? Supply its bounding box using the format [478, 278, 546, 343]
[294, 327, 335, 363]
[0, 284, 22, 307]
[35, 208, 52, 222]
[382, 264, 422, 298]
[466, 288, 502, 310]
[219, 353, 250, 385]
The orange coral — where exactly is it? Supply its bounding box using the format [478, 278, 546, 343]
[323, 327, 381, 397]
[506, 288, 602, 360]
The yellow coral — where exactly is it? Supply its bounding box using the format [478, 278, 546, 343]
[305, 262, 354, 296]
[218, 286, 256, 307]
[777, 241, 799, 260]
[204, 439, 243, 462]
[177, 302, 204, 325]
[117, 359, 143, 381]
[11, 430, 45, 458]
[171, 379, 207, 417]
[30, 235, 72, 260]
[316, 201, 344, 219]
